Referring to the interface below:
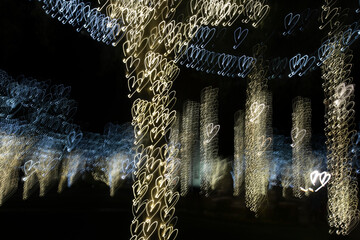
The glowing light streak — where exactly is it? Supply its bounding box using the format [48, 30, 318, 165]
[249, 102, 265, 123]
[233, 110, 245, 196]
[319, 0, 345, 36]
[179, 45, 256, 78]
[291, 97, 312, 198]
[36, 0, 123, 45]
[317, 38, 336, 66]
[291, 128, 306, 148]
[180, 101, 199, 196]
[341, 21, 360, 51]
[0, 69, 138, 202]
[66, 130, 83, 152]
[22, 135, 64, 199]
[300, 170, 331, 193]
[288, 54, 316, 78]
[0, 134, 32, 205]
[191, 26, 216, 49]
[200, 86, 219, 196]
[280, 163, 292, 198]
[233, 27, 248, 49]
[117, 1, 189, 237]
[58, 151, 85, 192]
[190, 0, 243, 27]
[265, 25, 360, 80]
[283, 12, 300, 36]
[245, 45, 272, 214]
[165, 118, 181, 192]
[321, 33, 360, 235]
[205, 123, 220, 144]
[91, 151, 135, 196]
[210, 158, 228, 190]
[30, 0, 360, 237]
[130, 143, 180, 239]
[242, 0, 270, 28]
[283, 9, 316, 36]
[189, 0, 269, 28]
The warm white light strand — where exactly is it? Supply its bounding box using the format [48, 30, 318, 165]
[244, 46, 272, 215]
[322, 39, 360, 235]
[233, 110, 245, 196]
[180, 101, 199, 196]
[291, 97, 312, 198]
[200, 86, 219, 196]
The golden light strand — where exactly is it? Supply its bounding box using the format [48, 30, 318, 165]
[233, 110, 245, 196]
[180, 101, 199, 196]
[244, 45, 272, 215]
[318, 0, 360, 234]
[322, 40, 360, 235]
[291, 97, 312, 198]
[189, 0, 269, 28]
[0, 134, 32, 205]
[112, 1, 194, 238]
[23, 135, 63, 199]
[58, 150, 85, 194]
[165, 115, 181, 193]
[200, 86, 219, 196]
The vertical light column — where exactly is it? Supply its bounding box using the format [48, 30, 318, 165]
[291, 96, 312, 198]
[165, 114, 181, 193]
[0, 134, 30, 205]
[180, 101, 199, 196]
[322, 41, 360, 235]
[129, 54, 181, 240]
[200, 86, 219, 196]
[245, 52, 272, 215]
[233, 110, 245, 196]
[280, 163, 292, 198]
[58, 150, 84, 193]
[23, 135, 63, 199]
[112, 1, 195, 238]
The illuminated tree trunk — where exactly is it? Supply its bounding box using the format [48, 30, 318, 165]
[200, 86, 219, 196]
[233, 109, 245, 196]
[291, 96, 312, 198]
[322, 41, 359, 235]
[180, 101, 199, 196]
[244, 50, 272, 215]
